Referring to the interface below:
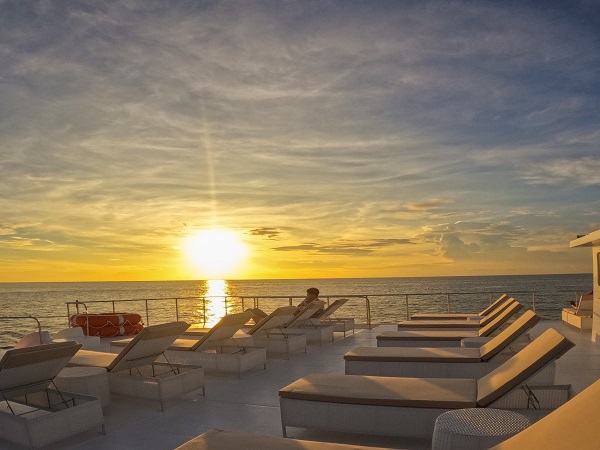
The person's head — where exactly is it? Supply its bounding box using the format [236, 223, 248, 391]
[306, 287, 319, 298]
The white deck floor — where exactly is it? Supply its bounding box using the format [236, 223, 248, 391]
[15, 320, 600, 450]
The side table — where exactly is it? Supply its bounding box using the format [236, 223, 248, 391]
[54, 366, 111, 409]
[432, 408, 530, 450]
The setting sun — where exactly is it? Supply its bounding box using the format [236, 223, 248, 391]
[183, 229, 247, 278]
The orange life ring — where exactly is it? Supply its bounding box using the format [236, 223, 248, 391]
[69, 313, 144, 336]
[83, 323, 144, 337]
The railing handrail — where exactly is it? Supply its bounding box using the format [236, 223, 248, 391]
[0, 315, 43, 345]
[61, 290, 576, 330]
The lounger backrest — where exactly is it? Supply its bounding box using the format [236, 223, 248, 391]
[284, 300, 326, 327]
[190, 311, 253, 351]
[245, 308, 268, 323]
[0, 341, 82, 398]
[490, 377, 600, 450]
[478, 294, 510, 316]
[476, 328, 574, 407]
[479, 310, 541, 361]
[576, 295, 593, 315]
[247, 306, 299, 335]
[477, 297, 516, 326]
[477, 300, 521, 337]
[314, 298, 349, 320]
[108, 321, 190, 371]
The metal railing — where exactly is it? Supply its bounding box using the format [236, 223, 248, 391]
[0, 316, 44, 346]
[62, 290, 587, 330]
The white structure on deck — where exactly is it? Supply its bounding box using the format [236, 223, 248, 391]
[570, 229, 600, 343]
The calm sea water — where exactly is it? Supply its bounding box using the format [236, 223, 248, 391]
[0, 274, 592, 347]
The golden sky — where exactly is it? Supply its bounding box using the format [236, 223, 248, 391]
[1, 1, 599, 282]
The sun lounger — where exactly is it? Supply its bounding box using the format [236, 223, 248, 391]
[411, 294, 511, 321]
[283, 300, 335, 344]
[0, 341, 105, 448]
[279, 328, 574, 439]
[70, 321, 205, 410]
[312, 298, 355, 336]
[345, 310, 546, 379]
[156, 312, 267, 377]
[561, 293, 593, 331]
[243, 306, 307, 358]
[178, 378, 600, 450]
[175, 428, 395, 450]
[398, 297, 518, 329]
[378, 302, 523, 347]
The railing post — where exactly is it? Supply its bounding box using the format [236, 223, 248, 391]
[532, 292, 536, 312]
[145, 300, 150, 326]
[365, 296, 371, 329]
[447, 293, 451, 314]
[32, 316, 42, 344]
[175, 298, 179, 321]
[405, 295, 409, 321]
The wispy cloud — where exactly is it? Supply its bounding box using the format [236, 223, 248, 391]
[404, 199, 454, 212]
[521, 157, 600, 186]
[274, 239, 415, 256]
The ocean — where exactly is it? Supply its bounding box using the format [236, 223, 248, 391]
[0, 274, 592, 347]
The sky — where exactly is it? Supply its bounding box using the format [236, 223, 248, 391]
[1, 0, 599, 282]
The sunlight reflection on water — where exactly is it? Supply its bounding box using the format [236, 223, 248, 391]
[202, 279, 228, 327]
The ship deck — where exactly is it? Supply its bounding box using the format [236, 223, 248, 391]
[25, 320, 600, 450]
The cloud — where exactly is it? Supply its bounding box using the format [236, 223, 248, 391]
[274, 239, 415, 255]
[0, 236, 54, 248]
[521, 157, 600, 186]
[0, 224, 16, 236]
[404, 198, 454, 212]
[510, 209, 559, 217]
[248, 227, 282, 239]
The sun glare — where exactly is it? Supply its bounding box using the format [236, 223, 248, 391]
[184, 229, 247, 278]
